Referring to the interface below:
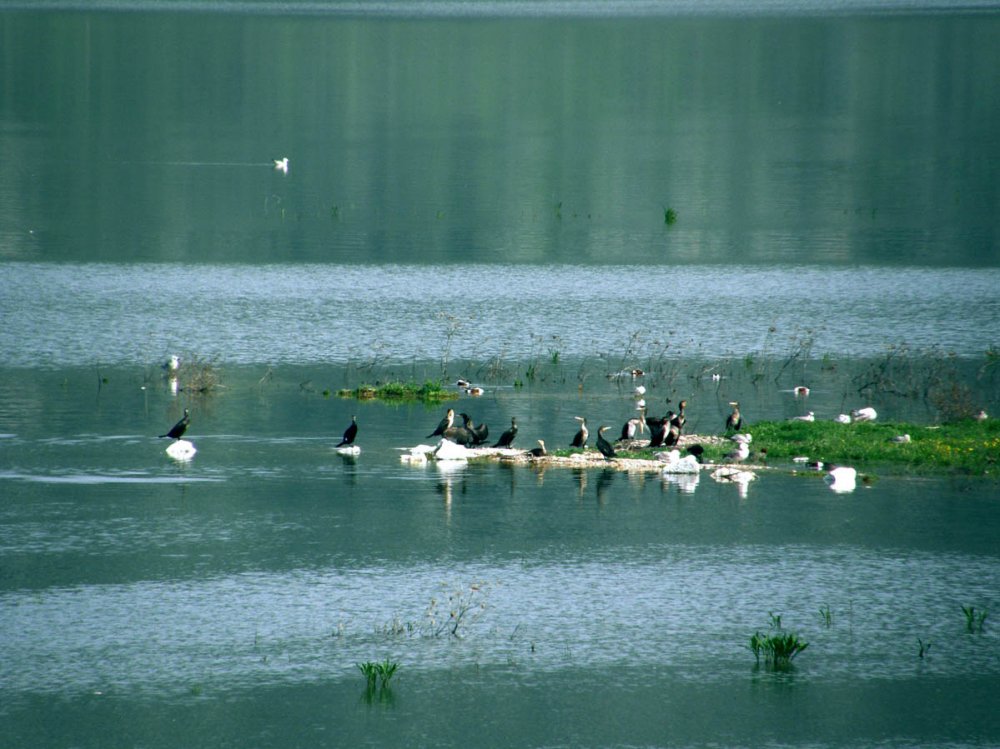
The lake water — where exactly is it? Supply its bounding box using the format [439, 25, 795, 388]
[2, 3, 999, 748]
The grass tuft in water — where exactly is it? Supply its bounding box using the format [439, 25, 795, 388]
[749, 613, 808, 669]
[337, 380, 457, 403]
[962, 605, 988, 633]
[358, 659, 399, 690]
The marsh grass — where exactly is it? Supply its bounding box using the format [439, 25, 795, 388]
[749, 613, 808, 669]
[337, 380, 457, 403]
[748, 418, 999, 475]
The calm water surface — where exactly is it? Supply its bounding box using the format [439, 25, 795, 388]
[2, 3, 1000, 748]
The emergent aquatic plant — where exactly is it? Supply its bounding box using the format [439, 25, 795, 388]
[358, 658, 399, 689]
[962, 605, 988, 633]
[749, 612, 809, 668]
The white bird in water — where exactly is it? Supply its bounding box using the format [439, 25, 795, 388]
[851, 407, 877, 422]
[273, 157, 289, 173]
[793, 386, 810, 397]
[791, 412, 815, 422]
[634, 385, 646, 397]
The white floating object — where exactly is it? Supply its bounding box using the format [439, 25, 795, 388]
[464, 386, 484, 396]
[635, 398, 646, 409]
[825, 465, 857, 493]
[711, 373, 721, 381]
[166, 439, 196, 461]
[273, 157, 289, 173]
[634, 385, 646, 396]
[399, 444, 435, 465]
[793, 386, 810, 397]
[792, 455, 809, 463]
[791, 412, 815, 422]
[834, 413, 852, 424]
[433, 438, 471, 461]
[163, 354, 180, 372]
[335, 445, 361, 456]
[851, 407, 877, 422]
[658, 450, 701, 474]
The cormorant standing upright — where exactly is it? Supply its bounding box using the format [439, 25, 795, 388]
[336, 416, 358, 447]
[648, 411, 674, 448]
[672, 400, 687, 435]
[428, 408, 455, 438]
[620, 406, 647, 441]
[596, 426, 616, 460]
[726, 402, 743, 432]
[570, 417, 589, 449]
[493, 417, 518, 448]
[159, 409, 190, 440]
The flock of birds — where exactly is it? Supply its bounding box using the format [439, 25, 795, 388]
[156, 365, 913, 493]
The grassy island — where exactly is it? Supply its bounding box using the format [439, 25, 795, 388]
[337, 380, 458, 403]
[537, 418, 998, 477]
[741, 418, 998, 476]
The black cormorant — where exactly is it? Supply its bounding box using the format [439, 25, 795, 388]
[460, 413, 490, 445]
[570, 417, 588, 449]
[527, 439, 546, 457]
[493, 417, 517, 448]
[428, 408, 455, 438]
[671, 400, 687, 435]
[685, 444, 705, 462]
[596, 426, 616, 460]
[726, 402, 743, 432]
[336, 416, 358, 447]
[442, 425, 475, 447]
[159, 408, 190, 440]
[648, 410, 673, 448]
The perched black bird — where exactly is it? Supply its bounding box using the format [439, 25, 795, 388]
[442, 425, 475, 447]
[570, 416, 588, 449]
[663, 421, 681, 447]
[159, 408, 190, 440]
[596, 426, 616, 460]
[493, 417, 518, 448]
[726, 401, 743, 432]
[671, 400, 687, 435]
[648, 410, 674, 448]
[336, 416, 358, 447]
[460, 413, 489, 445]
[428, 408, 455, 438]
[526, 439, 547, 457]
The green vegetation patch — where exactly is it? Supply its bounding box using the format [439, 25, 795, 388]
[337, 380, 457, 403]
[747, 418, 999, 475]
